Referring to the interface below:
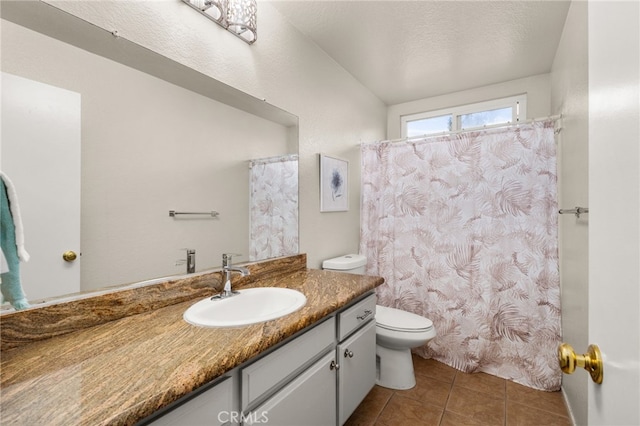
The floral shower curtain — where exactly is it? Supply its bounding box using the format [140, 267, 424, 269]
[360, 121, 561, 391]
[249, 154, 299, 261]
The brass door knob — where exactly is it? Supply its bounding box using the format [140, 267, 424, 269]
[62, 251, 78, 262]
[558, 343, 603, 384]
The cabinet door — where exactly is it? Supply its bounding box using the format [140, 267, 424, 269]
[241, 318, 335, 411]
[337, 321, 376, 425]
[245, 352, 336, 426]
[149, 376, 235, 426]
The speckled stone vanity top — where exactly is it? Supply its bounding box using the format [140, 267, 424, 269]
[0, 255, 383, 425]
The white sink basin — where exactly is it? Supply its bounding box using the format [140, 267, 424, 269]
[183, 287, 307, 328]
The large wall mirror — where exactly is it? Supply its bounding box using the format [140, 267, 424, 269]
[0, 1, 299, 310]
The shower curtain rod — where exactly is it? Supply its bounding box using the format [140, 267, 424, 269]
[248, 153, 299, 168]
[367, 114, 562, 146]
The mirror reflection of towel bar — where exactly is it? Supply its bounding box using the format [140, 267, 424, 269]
[169, 210, 219, 218]
[558, 207, 589, 218]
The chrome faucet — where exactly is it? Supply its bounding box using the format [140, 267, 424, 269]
[218, 253, 250, 298]
[186, 249, 196, 274]
[176, 249, 196, 274]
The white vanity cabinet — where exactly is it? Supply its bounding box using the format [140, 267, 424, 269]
[337, 322, 376, 424]
[336, 294, 377, 425]
[244, 352, 337, 426]
[147, 374, 238, 426]
[146, 291, 377, 426]
[242, 294, 376, 426]
[240, 318, 336, 412]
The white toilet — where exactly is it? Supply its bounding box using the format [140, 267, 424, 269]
[322, 254, 436, 390]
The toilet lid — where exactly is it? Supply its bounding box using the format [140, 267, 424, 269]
[376, 305, 434, 332]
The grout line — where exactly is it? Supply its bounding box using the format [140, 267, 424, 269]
[371, 387, 395, 425]
[504, 378, 508, 426]
[438, 371, 457, 425]
[504, 381, 508, 426]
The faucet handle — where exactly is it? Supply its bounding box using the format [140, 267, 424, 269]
[222, 253, 243, 267]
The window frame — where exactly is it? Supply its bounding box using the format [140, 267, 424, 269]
[400, 94, 527, 139]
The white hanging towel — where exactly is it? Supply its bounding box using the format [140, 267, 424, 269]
[0, 171, 30, 262]
[0, 246, 7, 274]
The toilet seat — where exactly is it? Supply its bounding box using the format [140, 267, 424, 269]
[376, 305, 433, 333]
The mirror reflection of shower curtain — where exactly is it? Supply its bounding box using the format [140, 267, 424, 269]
[249, 155, 299, 261]
[360, 121, 560, 391]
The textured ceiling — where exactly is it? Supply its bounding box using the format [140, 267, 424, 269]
[270, 1, 571, 105]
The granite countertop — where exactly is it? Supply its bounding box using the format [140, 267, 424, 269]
[0, 259, 382, 425]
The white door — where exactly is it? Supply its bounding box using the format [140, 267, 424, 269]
[1, 72, 81, 302]
[588, 1, 640, 424]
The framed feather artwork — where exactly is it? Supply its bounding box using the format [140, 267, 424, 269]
[319, 154, 348, 212]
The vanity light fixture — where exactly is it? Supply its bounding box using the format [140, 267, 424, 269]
[181, 0, 257, 44]
[226, 0, 257, 44]
[182, 0, 226, 24]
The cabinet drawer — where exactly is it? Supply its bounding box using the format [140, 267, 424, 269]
[242, 317, 335, 410]
[338, 293, 376, 341]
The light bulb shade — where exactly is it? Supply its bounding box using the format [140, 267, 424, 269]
[182, 0, 257, 44]
[182, 0, 226, 26]
[226, 0, 257, 44]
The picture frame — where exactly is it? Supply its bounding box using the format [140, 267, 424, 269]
[320, 154, 349, 212]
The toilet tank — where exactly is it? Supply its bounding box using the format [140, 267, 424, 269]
[322, 254, 367, 274]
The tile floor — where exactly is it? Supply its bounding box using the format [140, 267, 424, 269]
[345, 355, 572, 426]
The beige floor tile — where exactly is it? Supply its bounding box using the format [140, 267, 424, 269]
[506, 380, 569, 417]
[506, 400, 573, 426]
[453, 370, 507, 398]
[347, 360, 573, 426]
[344, 413, 377, 426]
[395, 375, 452, 408]
[344, 386, 394, 426]
[440, 410, 495, 426]
[412, 355, 457, 384]
[376, 394, 443, 426]
[445, 385, 505, 426]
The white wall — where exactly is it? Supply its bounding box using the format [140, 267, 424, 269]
[42, 1, 387, 270]
[550, 1, 589, 424]
[386, 73, 552, 139]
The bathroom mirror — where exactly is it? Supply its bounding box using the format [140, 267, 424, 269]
[0, 1, 299, 309]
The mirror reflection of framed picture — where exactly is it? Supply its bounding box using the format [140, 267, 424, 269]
[320, 154, 348, 212]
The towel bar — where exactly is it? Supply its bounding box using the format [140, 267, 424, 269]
[558, 207, 589, 218]
[169, 210, 219, 218]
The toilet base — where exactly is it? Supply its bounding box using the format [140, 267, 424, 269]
[375, 345, 416, 390]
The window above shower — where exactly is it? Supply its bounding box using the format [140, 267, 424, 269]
[401, 94, 527, 138]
